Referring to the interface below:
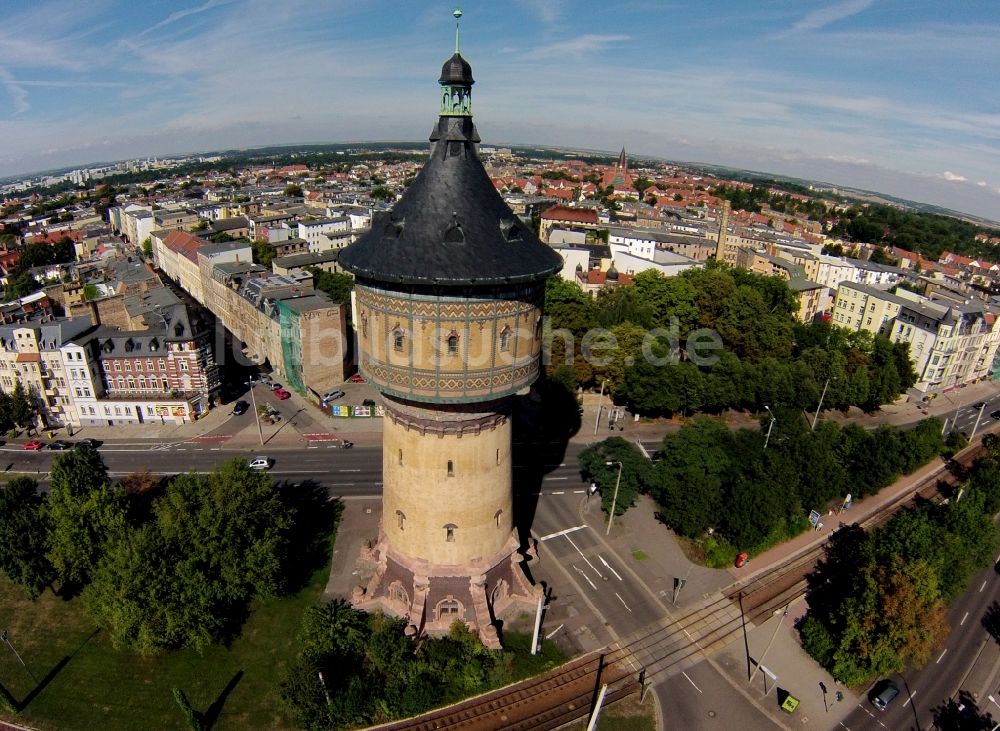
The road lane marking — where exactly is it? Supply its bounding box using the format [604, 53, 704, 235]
[615, 592, 632, 612]
[552, 491, 564, 495]
[566, 535, 606, 579]
[599, 555, 623, 581]
[574, 566, 597, 590]
[982, 580, 989, 592]
[681, 672, 702, 693]
[539, 525, 585, 541]
[573, 489, 585, 493]
[937, 648, 948, 663]
[961, 611, 970, 626]
[902, 690, 917, 707]
[545, 624, 564, 639]
[339, 469, 361, 472]
[544, 476, 568, 481]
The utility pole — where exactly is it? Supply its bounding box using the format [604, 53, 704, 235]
[530, 592, 544, 655]
[605, 460, 623, 535]
[749, 604, 788, 688]
[763, 406, 776, 449]
[247, 378, 264, 447]
[1, 629, 36, 682]
[972, 401, 987, 440]
[811, 377, 832, 431]
[586, 684, 609, 731]
[593, 379, 607, 436]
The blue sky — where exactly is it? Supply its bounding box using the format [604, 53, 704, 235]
[1, 1, 999, 221]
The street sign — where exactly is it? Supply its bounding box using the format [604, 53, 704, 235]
[809, 510, 822, 527]
[781, 695, 800, 713]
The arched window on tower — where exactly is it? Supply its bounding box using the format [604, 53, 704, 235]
[393, 326, 404, 352]
[444, 523, 457, 542]
[446, 330, 459, 356]
[396, 509, 406, 530]
[436, 597, 462, 620]
[499, 326, 511, 352]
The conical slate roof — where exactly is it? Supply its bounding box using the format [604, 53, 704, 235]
[339, 57, 562, 287]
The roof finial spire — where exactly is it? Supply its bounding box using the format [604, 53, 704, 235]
[453, 8, 462, 53]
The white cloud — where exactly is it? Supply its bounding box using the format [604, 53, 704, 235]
[522, 34, 632, 60]
[942, 171, 967, 182]
[790, 0, 875, 34]
[978, 180, 988, 187]
[138, 0, 240, 37]
[0, 67, 29, 114]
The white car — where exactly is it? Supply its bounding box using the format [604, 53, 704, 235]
[248, 457, 271, 470]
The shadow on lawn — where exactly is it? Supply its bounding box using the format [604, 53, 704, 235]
[0, 627, 100, 712]
[201, 670, 244, 730]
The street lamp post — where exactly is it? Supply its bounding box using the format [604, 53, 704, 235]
[1, 629, 36, 682]
[763, 406, 776, 450]
[811, 377, 832, 431]
[972, 401, 987, 440]
[605, 460, 623, 536]
[593, 379, 608, 436]
[247, 378, 264, 447]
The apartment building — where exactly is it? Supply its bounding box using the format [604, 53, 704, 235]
[831, 282, 910, 335]
[0, 316, 94, 428]
[890, 300, 1000, 393]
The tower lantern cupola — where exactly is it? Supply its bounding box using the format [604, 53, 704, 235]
[439, 9, 473, 116]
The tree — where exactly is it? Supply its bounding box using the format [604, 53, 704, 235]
[8, 380, 37, 430]
[370, 186, 393, 201]
[84, 459, 295, 652]
[141, 237, 153, 259]
[578, 437, 653, 518]
[651, 418, 731, 537]
[252, 239, 277, 267]
[0, 477, 55, 597]
[284, 183, 303, 197]
[45, 450, 124, 588]
[308, 267, 354, 307]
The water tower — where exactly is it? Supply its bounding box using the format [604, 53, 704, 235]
[339, 14, 562, 648]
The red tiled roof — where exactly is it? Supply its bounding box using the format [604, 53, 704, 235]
[162, 229, 203, 264]
[15, 352, 41, 363]
[541, 206, 599, 224]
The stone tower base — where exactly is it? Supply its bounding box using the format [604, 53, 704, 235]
[352, 525, 541, 650]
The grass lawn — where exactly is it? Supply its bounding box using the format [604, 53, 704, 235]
[0, 563, 329, 731]
[562, 690, 657, 731]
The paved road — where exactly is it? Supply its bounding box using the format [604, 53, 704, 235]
[657, 658, 784, 731]
[841, 555, 1000, 730]
[0, 440, 595, 498]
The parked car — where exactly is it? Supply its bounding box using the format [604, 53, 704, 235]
[348, 374, 366, 383]
[274, 388, 291, 400]
[362, 399, 377, 407]
[331, 439, 353, 449]
[257, 373, 274, 385]
[991, 409, 1000, 421]
[321, 389, 345, 404]
[248, 457, 272, 470]
[974, 401, 987, 409]
[267, 382, 283, 392]
[735, 552, 749, 568]
[23, 440, 44, 450]
[47, 440, 72, 450]
[231, 400, 250, 416]
[868, 679, 899, 711]
[75, 438, 102, 450]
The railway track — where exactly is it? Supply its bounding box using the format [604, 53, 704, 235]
[367, 443, 989, 730]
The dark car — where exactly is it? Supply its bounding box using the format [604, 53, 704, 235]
[47, 440, 72, 450]
[231, 400, 250, 416]
[991, 409, 1000, 421]
[75, 438, 102, 449]
[362, 399, 378, 407]
[869, 679, 899, 711]
[974, 401, 987, 409]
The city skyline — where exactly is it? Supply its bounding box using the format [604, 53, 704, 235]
[1, 0, 999, 220]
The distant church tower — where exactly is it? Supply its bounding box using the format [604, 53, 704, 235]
[339, 12, 562, 648]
